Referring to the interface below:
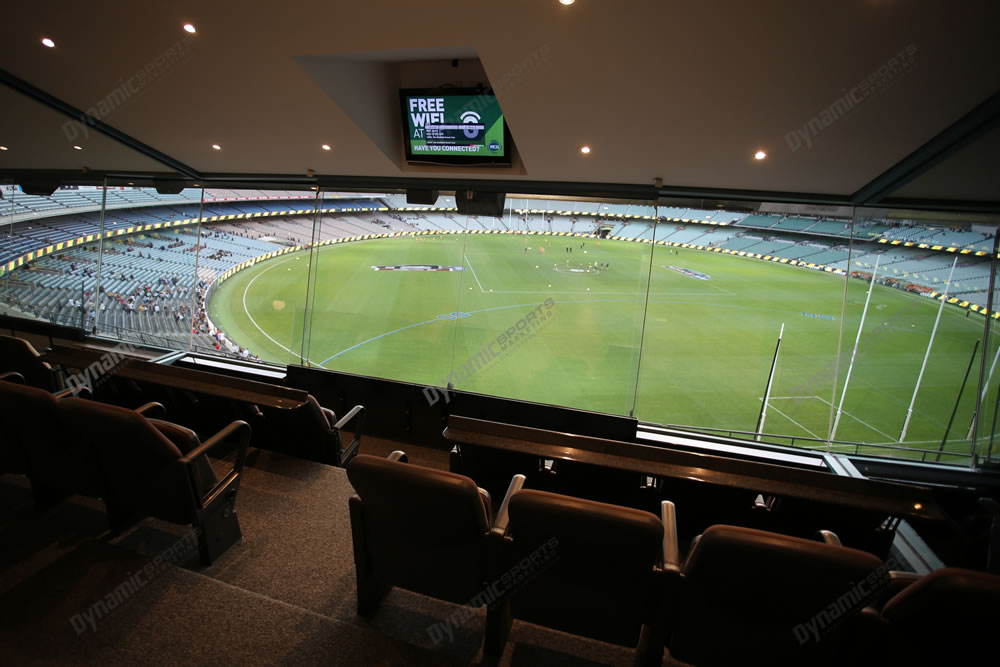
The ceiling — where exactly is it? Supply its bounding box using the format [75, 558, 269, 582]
[1, 0, 998, 210]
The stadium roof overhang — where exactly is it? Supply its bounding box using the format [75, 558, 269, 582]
[0, 1, 998, 214]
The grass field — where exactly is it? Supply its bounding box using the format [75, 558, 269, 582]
[209, 232, 1000, 463]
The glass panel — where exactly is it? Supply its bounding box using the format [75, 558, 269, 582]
[634, 201, 853, 443]
[0, 182, 113, 329]
[301, 190, 468, 385]
[0, 182, 13, 318]
[960, 222, 1000, 464]
[827, 208, 995, 464]
[3, 171, 995, 471]
[201, 187, 319, 365]
[970, 234, 1000, 466]
[446, 197, 651, 416]
[81, 182, 204, 350]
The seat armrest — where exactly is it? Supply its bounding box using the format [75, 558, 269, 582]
[479, 487, 493, 526]
[334, 405, 366, 465]
[882, 570, 922, 602]
[54, 384, 92, 399]
[661, 500, 681, 572]
[491, 474, 526, 537]
[0, 372, 24, 384]
[387, 450, 408, 463]
[449, 444, 463, 474]
[817, 529, 842, 546]
[181, 420, 251, 509]
[135, 402, 167, 419]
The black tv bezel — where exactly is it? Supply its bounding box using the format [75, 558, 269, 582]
[399, 87, 513, 167]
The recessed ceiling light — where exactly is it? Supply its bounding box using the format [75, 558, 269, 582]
[73, 145, 82, 150]
[41, 38, 55, 48]
[0, 146, 7, 151]
[579, 145, 591, 154]
[321, 144, 331, 151]
[754, 150, 767, 160]
[211, 144, 221, 150]
[183, 24, 196, 34]
[560, 0, 576, 5]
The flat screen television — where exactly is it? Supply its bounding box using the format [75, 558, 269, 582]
[400, 88, 512, 166]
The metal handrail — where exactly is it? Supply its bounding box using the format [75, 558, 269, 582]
[662, 423, 975, 464]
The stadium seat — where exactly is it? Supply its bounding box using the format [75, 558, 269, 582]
[0, 380, 103, 507]
[0, 334, 60, 392]
[667, 524, 886, 666]
[56, 397, 251, 564]
[257, 396, 365, 467]
[488, 489, 676, 665]
[878, 567, 1000, 666]
[346, 451, 524, 624]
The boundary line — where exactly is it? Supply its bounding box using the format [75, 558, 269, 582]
[464, 255, 485, 292]
[764, 395, 896, 441]
[811, 395, 896, 441]
[766, 404, 821, 439]
[241, 257, 312, 362]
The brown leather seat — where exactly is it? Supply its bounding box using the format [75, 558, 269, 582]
[259, 395, 364, 466]
[669, 524, 886, 666]
[880, 567, 1000, 666]
[0, 379, 102, 504]
[56, 397, 251, 564]
[0, 334, 59, 392]
[346, 452, 499, 615]
[0, 378, 48, 478]
[491, 489, 674, 664]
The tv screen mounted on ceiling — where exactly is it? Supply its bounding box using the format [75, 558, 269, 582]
[400, 88, 512, 167]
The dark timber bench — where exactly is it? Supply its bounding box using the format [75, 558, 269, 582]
[41, 345, 307, 409]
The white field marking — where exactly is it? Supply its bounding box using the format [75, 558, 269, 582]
[851, 377, 948, 430]
[242, 257, 310, 361]
[766, 397, 954, 448]
[464, 255, 485, 292]
[704, 281, 736, 296]
[477, 289, 722, 296]
[766, 403, 822, 440]
[811, 394, 895, 440]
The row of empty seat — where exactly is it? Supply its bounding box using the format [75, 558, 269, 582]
[1, 374, 249, 564]
[348, 450, 1000, 666]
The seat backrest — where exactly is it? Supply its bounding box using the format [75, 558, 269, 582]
[57, 397, 195, 523]
[672, 524, 886, 665]
[259, 395, 336, 464]
[0, 380, 102, 495]
[880, 567, 1000, 666]
[0, 334, 55, 392]
[504, 489, 664, 647]
[347, 454, 490, 603]
[0, 380, 54, 476]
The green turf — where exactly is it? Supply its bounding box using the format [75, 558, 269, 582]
[208, 232, 1000, 464]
